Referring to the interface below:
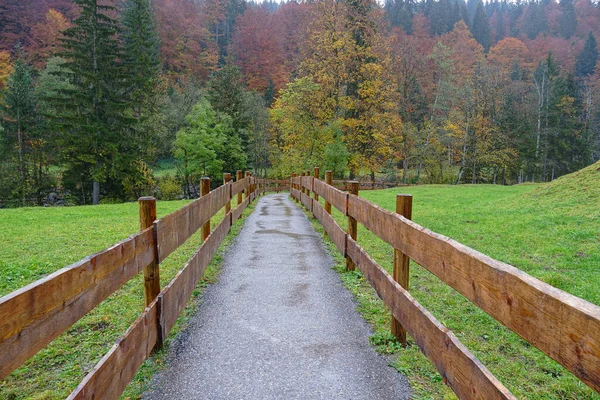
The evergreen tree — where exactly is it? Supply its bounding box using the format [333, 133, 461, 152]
[122, 0, 161, 114]
[575, 33, 598, 77]
[547, 73, 588, 177]
[467, 0, 479, 20]
[264, 79, 275, 107]
[386, 0, 414, 33]
[57, 0, 132, 204]
[495, 10, 505, 41]
[207, 64, 251, 151]
[559, 0, 577, 39]
[471, 1, 491, 52]
[508, 2, 523, 36]
[0, 58, 36, 206]
[525, 1, 547, 40]
[459, 0, 471, 27]
[430, 0, 452, 35]
[121, 0, 162, 159]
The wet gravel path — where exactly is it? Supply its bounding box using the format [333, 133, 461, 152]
[143, 193, 410, 399]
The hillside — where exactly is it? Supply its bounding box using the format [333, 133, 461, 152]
[529, 159, 600, 203]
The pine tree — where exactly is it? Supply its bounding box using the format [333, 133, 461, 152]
[57, 0, 132, 204]
[575, 33, 598, 77]
[264, 79, 275, 107]
[559, 0, 577, 39]
[525, 1, 547, 40]
[207, 64, 251, 151]
[430, 0, 452, 35]
[471, 1, 491, 52]
[122, 0, 160, 111]
[121, 0, 162, 160]
[1, 58, 36, 206]
[495, 10, 505, 41]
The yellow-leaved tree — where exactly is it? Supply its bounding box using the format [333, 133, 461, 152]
[297, 0, 402, 179]
[0, 51, 13, 90]
[269, 77, 335, 177]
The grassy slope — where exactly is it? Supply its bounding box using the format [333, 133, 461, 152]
[315, 162, 600, 399]
[0, 200, 254, 399]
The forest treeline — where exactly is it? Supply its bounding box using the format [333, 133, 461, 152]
[0, 0, 599, 206]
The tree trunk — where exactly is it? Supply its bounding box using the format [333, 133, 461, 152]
[456, 119, 470, 185]
[16, 110, 26, 207]
[92, 181, 100, 205]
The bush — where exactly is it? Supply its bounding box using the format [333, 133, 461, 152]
[157, 175, 182, 200]
[122, 161, 156, 200]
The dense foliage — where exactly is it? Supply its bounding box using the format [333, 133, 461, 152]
[1, 0, 600, 206]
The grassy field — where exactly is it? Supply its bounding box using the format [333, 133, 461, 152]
[307, 161, 600, 399]
[2, 162, 599, 399]
[0, 199, 254, 399]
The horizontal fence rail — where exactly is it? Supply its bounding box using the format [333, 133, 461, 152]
[332, 179, 409, 191]
[291, 169, 600, 398]
[0, 171, 260, 399]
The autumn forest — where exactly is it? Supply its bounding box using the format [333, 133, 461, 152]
[1, 0, 599, 206]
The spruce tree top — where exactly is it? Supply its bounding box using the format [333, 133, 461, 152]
[575, 33, 598, 77]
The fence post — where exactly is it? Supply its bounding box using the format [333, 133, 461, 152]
[305, 170, 310, 197]
[201, 177, 210, 242]
[391, 194, 413, 346]
[236, 170, 243, 206]
[346, 181, 359, 272]
[313, 167, 320, 201]
[291, 173, 297, 201]
[245, 171, 250, 200]
[325, 171, 332, 214]
[224, 173, 232, 215]
[138, 197, 161, 307]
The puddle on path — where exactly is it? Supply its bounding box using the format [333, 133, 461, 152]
[255, 229, 313, 240]
[286, 282, 309, 306]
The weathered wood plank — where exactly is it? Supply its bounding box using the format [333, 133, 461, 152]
[290, 188, 301, 201]
[232, 177, 249, 198]
[346, 182, 359, 272]
[300, 191, 312, 212]
[313, 179, 347, 215]
[0, 228, 155, 381]
[300, 176, 313, 192]
[346, 238, 516, 400]
[347, 195, 600, 392]
[232, 196, 250, 223]
[312, 201, 346, 255]
[156, 184, 229, 262]
[67, 299, 160, 400]
[160, 217, 231, 338]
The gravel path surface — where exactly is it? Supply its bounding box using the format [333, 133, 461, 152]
[144, 193, 410, 399]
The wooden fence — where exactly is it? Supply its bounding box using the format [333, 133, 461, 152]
[257, 178, 290, 193]
[0, 171, 262, 399]
[332, 179, 408, 191]
[290, 168, 600, 399]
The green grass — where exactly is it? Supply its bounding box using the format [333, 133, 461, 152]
[0, 199, 255, 399]
[303, 162, 600, 399]
[153, 158, 178, 178]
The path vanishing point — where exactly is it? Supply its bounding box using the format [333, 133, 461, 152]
[144, 193, 411, 399]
